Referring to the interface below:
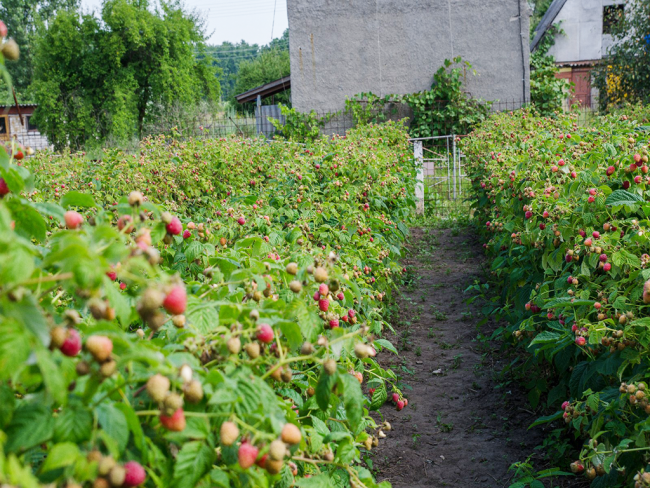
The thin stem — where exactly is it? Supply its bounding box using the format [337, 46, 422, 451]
[20, 272, 74, 286]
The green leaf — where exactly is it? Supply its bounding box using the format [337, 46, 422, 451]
[0, 166, 25, 193]
[40, 442, 80, 473]
[103, 277, 131, 328]
[339, 373, 363, 430]
[612, 249, 641, 268]
[96, 403, 129, 454]
[316, 370, 336, 411]
[605, 189, 643, 206]
[6, 200, 46, 241]
[5, 403, 54, 452]
[529, 331, 562, 346]
[53, 401, 93, 444]
[370, 383, 387, 411]
[278, 320, 302, 350]
[35, 348, 66, 405]
[373, 339, 397, 355]
[60, 191, 96, 208]
[296, 474, 332, 487]
[172, 441, 216, 488]
[32, 202, 66, 223]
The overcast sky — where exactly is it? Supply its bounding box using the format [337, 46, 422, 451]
[80, 0, 289, 46]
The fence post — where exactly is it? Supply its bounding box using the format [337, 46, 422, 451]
[414, 140, 424, 214]
[452, 135, 458, 200]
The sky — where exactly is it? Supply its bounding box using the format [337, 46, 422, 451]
[80, 0, 289, 46]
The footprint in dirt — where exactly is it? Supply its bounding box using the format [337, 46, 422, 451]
[370, 227, 548, 488]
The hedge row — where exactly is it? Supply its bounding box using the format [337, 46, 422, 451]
[462, 105, 650, 487]
[0, 121, 413, 488]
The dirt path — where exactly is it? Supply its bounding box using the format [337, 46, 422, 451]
[372, 226, 546, 488]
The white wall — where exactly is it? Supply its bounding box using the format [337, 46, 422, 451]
[548, 0, 624, 63]
[7, 115, 50, 151]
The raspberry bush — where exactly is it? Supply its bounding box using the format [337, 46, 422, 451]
[463, 105, 650, 486]
[0, 121, 413, 487]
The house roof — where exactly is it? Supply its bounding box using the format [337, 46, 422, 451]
[235, 76, 291, 104]
[530, 0, 569, 52]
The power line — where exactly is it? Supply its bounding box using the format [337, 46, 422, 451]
[271, 0, 277, 40]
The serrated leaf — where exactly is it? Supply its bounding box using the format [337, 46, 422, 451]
[316, 370, 336, 411]
[5, 403, 54, 452]
[53, 401, 93, 444]
[605, 189, 643, 206]
[96, 403, 129, 454]
[172, 441, 216, 488]
[35, 348, 66, 405]
[370, 383, 387, 411]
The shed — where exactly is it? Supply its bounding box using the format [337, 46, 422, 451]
[0, 104, 50, 151]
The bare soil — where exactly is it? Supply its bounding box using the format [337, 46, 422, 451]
[372, 226, 552, 488]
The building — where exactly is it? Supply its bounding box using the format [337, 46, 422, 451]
[531, 0, 626, 108]
[286, 0, 531, 113]
[0, 104, 50, 151]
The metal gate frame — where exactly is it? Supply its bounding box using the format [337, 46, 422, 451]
[411, 135, 467, 215]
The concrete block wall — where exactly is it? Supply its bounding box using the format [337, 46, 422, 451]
[287, 0, 531, 112]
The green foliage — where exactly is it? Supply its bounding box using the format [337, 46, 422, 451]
[593, 1, 650, 110]
[529, 0, 554, 38]
[0, 121, 414, 487]
[205, 29, 289, 102]
[462, 105, 650, 486]
[530, 26, 571, 115]
[271, 104, 334, 143]
[347, 57, 492, 138]
[230, 48, 290, 113]
[29, 0, 220, 150]
[0, 0, 78, 99]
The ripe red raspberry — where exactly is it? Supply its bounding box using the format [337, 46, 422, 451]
[123, 461, 146, 487]
[106, 270, 117, 281]
[182, 229, 191, 239]
[0, 177, 9, 196]
[237, 217, 246, 225]
[592, 231, 600, 239]
[60, 329, 82, 356]
[160, 408, 186, 431]
[166, 217, 182, 235]
[396, 400, 405, 411]
[64, 211, 84, 229]
[238, 442, 259, 469]
[329, 319, 339, 328]
[257, 323, 274, 343]
[575, 336, 586, 346]
[163, 286, 186, 315]
[603, 263, 611, 272]
[337, 292, 344, 301]
[318, 284, 329, 296]
[392, 392, 400, 403]
[313, 291, 320, 301]
[348, 309, 356, 318]
[341, 315, 349, 323]
[318, 298, 329, 312]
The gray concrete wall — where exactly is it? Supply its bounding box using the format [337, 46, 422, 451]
[287, 0, 531, 113]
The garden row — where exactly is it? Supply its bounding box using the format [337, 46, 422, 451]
[0, 121, 413, 488]
[462, 105, 650, 487]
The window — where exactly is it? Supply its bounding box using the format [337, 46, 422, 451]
[0, 116, 7, 135]
[603, 4, 625, 35]
[26, 115, 38, 131]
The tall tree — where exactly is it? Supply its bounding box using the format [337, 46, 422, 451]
[593, 0, 650, 110]
[230, 48, 290, 113]
[0, 0, 79, 97]
[29, 0, 220, 149]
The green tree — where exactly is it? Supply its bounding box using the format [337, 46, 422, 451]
[530, 26, 571, 115]
[205, 29, 289, 103]
[230, 48, 290, 113]
[0, 0, 79, 98]
[29, 0, 220, 149]
[593, 0, 650, 110]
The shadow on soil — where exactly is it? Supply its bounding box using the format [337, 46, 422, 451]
[371, 226, 579, 488]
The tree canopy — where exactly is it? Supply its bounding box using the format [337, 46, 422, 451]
[593, 0, 650, 110]
[29, 0, 220, 149]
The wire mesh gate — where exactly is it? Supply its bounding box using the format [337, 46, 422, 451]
[412, 135, 470, 216]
